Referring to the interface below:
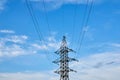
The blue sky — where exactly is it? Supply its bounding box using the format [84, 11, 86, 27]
[0, 0, 120, 80]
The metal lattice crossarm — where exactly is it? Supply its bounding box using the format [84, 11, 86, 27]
[54, 68, 77, 74]
[53, 57, 78, 64]
[53, 36, 78, 80]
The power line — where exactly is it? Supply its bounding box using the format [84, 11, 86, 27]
[77, 0, 94, 54]
[42, 0, 51, 35]
[76, 0, 89, 51]
[85, 0, 94, 27]
[41, 0, 61, 53]
[25, 0, 43, 41]
[71, 2, 78, 48]
[25, 0, 94, 62]
[78, 0, 94, 52]
[25, 0, 51, 61]
[62, 0, 65, 35]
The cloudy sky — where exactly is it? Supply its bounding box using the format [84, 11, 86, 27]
[0, 0, 120, 80]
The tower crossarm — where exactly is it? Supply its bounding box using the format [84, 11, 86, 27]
[68, 57, 78, 62]
[54, 68, 77, 74]
[55, 49, 60, 54]
[53, 57, 78, 64]
[55, 47, 76, 55]
[69, 68, 77, 73]
[67, 48, 76, 53]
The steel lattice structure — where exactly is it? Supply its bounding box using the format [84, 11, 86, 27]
[53, 36, 78, 80]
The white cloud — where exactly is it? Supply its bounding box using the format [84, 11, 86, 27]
[0, 35, 28, 44]
[110, 43, 120, 48]
[31, 42, 59, 51]
[47, 36, 56, 42]
[114, 10, 120, 15]
[0, 34, 34, 57]
[0, 30, 35, 57]
[31, 0, 96, 4]
[85, 42, 120, 53]
[30, 0, 96, 11]
[0, 44, 28, 57]
[1, 30, 120, 80]
[32, 44, 48, 50]
[0, 52, 120, 80]
[70, 52, 120, 80]
[0, 72, 57, 80]
[0, 30, 60, 58]
[31, 34, 60, 51]
[0, 30, 15, 34]
[0, 0, 7, 10]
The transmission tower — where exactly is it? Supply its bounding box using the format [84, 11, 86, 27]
[53, 36, 78, 80]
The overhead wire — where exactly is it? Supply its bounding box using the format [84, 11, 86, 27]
[69, 1, 79, 60]
[42, 0, 60, 61]
[71, 1, 78, 48]
[62, 0, 65, 36]
[78, 0, 94, 52]
[25, 0, 94, 61]
[25, 0, 51, 61]
[42, 0, 61, 59]
[25, 0, 43, 41]
[76, 0, 89, 51]
[77, 0, 94, 54]
[42, 0, 51, 35]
